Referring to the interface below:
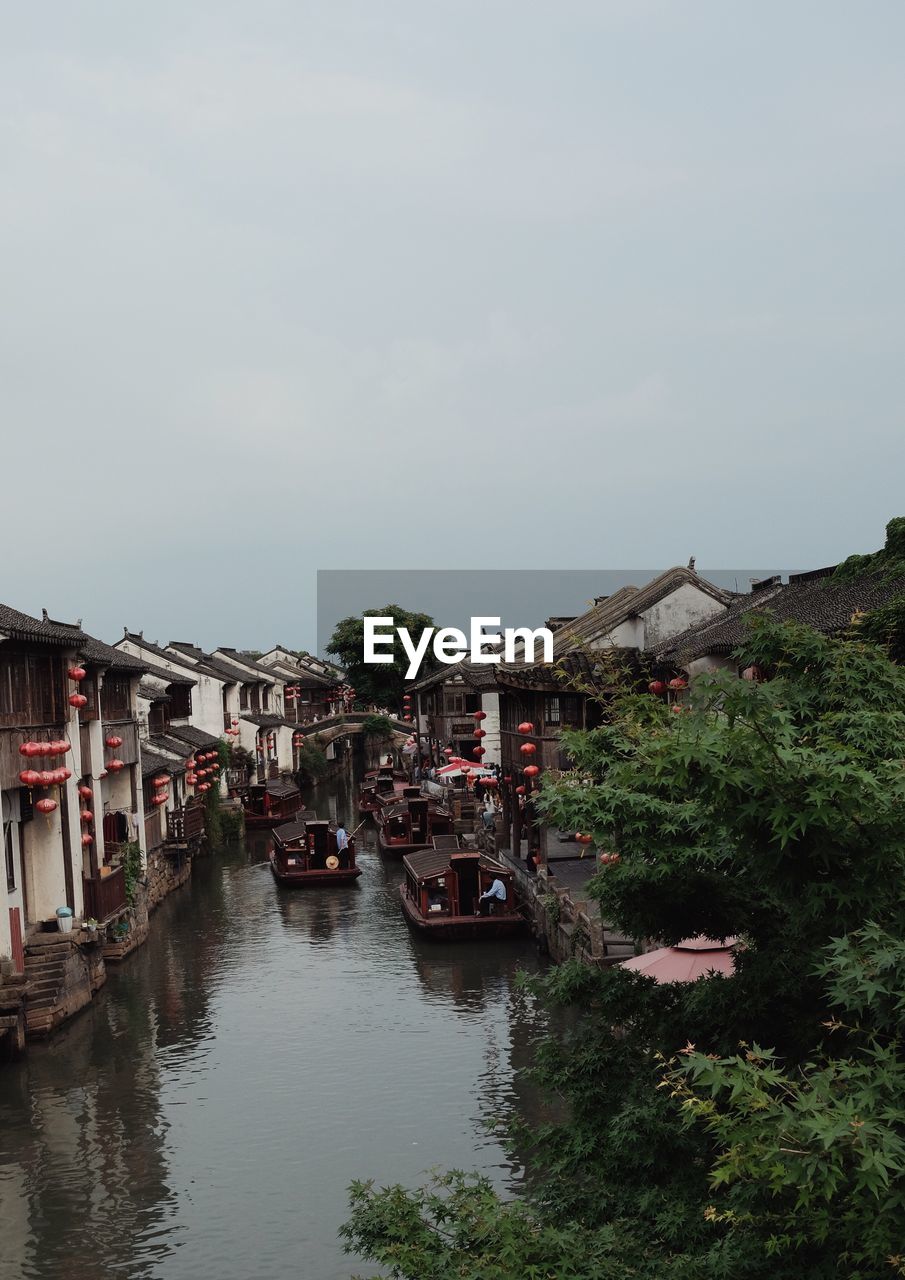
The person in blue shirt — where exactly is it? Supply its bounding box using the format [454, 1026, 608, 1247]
[335, 822, 349, 852]
[478, 877, 507, 916]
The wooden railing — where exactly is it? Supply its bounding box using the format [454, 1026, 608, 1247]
[82, 866, 127, 921]
[167, 805, 205, 843]
[145, 810, 163, 852]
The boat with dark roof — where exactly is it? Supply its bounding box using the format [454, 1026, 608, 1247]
[376, 794, 455, 859]
[399, 838, 526, 940]
[270, 812, 361, 887]
[241, 779, 305, 829]
[359, 766, 409, 815]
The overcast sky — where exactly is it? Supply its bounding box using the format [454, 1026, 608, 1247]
[2, 2, 903, 650]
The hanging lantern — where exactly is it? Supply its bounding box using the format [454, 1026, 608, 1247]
[81, 833, 93, 847]
[152, 774, 169, 788]
[517, 722, 534, 735]
[106, 759, 125, 772]
[403, 694, 411, 702]
[648, 680, 667, 696]
[515, 785, 526, 795]
[68, 666, 86, 682]
[473, 746, 485, 757]
[520, 742, 536, 756]
[483, 777, 498, 788]
[404, 715, 412, 722]
[231, 718, 239, 726]
[55, 768, 72, 783]
[78, 784, 93, 800]
[473, 710, 486, 721]
[460, 766, 471, 775]
[19, 741, 41, 758]
[668, 678, 687, 691]
[152, 793, 168, 807]
[473, 729, 486, 739]
[19, 770, 40, 787]
[524, 764, 540, 778]
[105, 735, 123, 749]
[186, 773, 198, 785]
[575, 833, 593, 845]
[503, 775, 512, 784]
[37, 770, 55, 786]
[36, 798, 58, 815]
[80, 809, 94, 824]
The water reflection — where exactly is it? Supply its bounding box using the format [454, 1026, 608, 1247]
[1, 758, 549, 1280]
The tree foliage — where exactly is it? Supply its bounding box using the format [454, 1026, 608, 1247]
[343, 619, 905, 1279]
[326, 605, 437, 706]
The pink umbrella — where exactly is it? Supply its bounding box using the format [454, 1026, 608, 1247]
[436, 759, 494, 779]
[619, 937, 737, 983]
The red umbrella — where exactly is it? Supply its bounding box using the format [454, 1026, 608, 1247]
[619, 937, 737, 983]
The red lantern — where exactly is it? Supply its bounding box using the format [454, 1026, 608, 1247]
[69, 692, 87, 708]
[520, 742, 536, 756]
[668, 678, 687, 691]
[186, 773, 198, 785]
[576, 833, 593, 845]
[516, 784, 526, 795]
[81, 833, 93, 847]
[80, 809, 93, 824]
[460, 766, 471, 775]
[105, 735, 123, 749]
[231, 718, 239, 726]
[152, 793, 168, 807]
[473, 710, 486, 721]
[199, 782, 211, 792]
[19, 770, 40, 787]
[68, 666, 86, 682]
[152, 774, 169, 788]
[483, 777, 498, 788]
[19, 741, 41, 757]
[403, 694, 411, 702]
[78, 784, 93, 800]
[55, 768, 72, 783]
[503, 776, 512, 784]
[36, 798, 58, 815]
[473, 746, 486, 757]
[524, 764, 540, 778]
[37, 771, 54, 786]
[648, 680, 667, 696]
[473, 729, 486, 739]
[107, 759, 125, 773]
[404, 715, 412, 722]
[517, 722, 534, 735]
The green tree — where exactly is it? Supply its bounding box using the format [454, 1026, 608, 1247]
[326, 605, 437, 707]
[343, 618, 905, 1279]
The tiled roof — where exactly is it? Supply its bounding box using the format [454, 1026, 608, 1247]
[549, 568, 733, 658]
[165, 642, 247, 684]
[214, 648, 280, 682]
[138, 681, 169, 703]
[140, 747, 182, 778]
[165, 724, 222, 749]
[656, 568, 905, 665]
[148, 733, 195, 761]
[0, 603, 87, 646]
[239, 713, 295, 729]
[80, 635, 148, 673]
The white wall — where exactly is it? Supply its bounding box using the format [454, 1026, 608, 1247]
[641, 583, 727, 650]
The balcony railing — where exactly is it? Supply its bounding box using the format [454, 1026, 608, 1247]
[82, 866, 127, 921]
[167, 805, 205, 844]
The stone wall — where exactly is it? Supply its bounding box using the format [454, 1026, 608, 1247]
[146, 849, 192, 912]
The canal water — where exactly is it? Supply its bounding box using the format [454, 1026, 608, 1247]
[0, 763, 548, 1280]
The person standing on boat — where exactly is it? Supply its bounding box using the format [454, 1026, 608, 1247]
[478, 877, 507, 916]
[335, 822, 349, 852]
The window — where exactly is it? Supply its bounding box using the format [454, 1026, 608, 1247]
[5, 825, 15, 892]
[262, 686, 270, 710]
[102, 673, 132, 720]
[444, 692, 465, 715]
[0, 648, 66, 727]
[545, 696, 560, 725]
[169, 685, 192, 719]
[240, 685, 249, 710]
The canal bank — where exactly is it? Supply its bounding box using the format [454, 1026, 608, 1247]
[0, 763, 551, 1280]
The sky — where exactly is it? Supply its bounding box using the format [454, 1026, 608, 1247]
[2, 2, 904, 651]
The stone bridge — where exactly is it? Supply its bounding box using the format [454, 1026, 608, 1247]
[291, 712, 413, 747]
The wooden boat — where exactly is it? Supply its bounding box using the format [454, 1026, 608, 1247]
[359, 768, 409, 815]
[270, 812, 361, 887]
[242, 780, 305, 830]
[377, 795, 454, 859]
[400, 838, 526, 940]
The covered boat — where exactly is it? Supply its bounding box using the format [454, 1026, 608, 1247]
[359, 767, 409, 814]
[399, 838, 526, 940]
[242, 779, 305, 829]
[377, 795, 454, 859]
[270, 813, 361, 887]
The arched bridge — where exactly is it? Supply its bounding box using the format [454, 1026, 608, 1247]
[291, 713, 413, 747]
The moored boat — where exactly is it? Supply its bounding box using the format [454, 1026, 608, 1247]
[242, 779, 305, 829]
[270, 813, 361, 887]
[399, 838, 526, 940]
[376, 795, 454, 859]
[359, 767, 409, 815]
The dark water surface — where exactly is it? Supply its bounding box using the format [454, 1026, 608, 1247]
[0, 765, 548, 1280]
